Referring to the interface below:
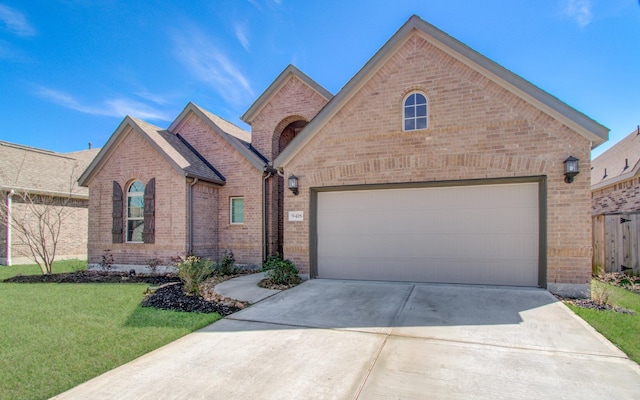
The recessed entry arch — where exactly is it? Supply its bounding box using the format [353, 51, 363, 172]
[273, 116, 309, 256]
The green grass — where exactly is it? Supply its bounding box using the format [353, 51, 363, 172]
[0, 260, 220, 400]
[566, 279, 640, 364]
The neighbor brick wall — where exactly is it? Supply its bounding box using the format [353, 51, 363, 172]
[172, 113, 264, 266]
[0, 195, 88, 265]
[592, 175, 640, 215]
[281, 31, 593, 287]
[87, 128, 188, 266]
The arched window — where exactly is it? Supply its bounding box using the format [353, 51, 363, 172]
[126, 180, 145, 242]
[403, 92, 428, 131]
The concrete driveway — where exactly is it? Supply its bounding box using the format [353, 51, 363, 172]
[54, 280, 640, 399]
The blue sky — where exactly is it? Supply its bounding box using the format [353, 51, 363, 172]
[1, 1, 638, 158]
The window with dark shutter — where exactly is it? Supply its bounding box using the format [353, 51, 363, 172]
[143, 178, 155, 244]
[112, 181, 123, 243]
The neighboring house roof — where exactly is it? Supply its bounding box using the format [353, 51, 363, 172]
[78, 116, 226, 187]
[0, 140, 99, 198]
[274, 15, 609, 168]
[169, 102, 269, 171]
[240, 64, 334, 125]
[591, 127, 640, 190]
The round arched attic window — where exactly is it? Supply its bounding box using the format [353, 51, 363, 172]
[403, 92, 428, 131]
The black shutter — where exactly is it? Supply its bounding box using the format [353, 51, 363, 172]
[112, 181, 123, 243]
[143, 178, 155, 244]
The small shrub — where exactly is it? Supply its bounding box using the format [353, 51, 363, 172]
[146, 258, 161, 274]
[100, 250, 114, 272]
[591, 284, 610, 306]
[212, 250, 237, 276]
[262, 255, 300, 285]
[174, 255, 214, 295]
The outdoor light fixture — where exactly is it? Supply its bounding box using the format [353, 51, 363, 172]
[288, 175, 299, 195]
[563, 156, 579, 184]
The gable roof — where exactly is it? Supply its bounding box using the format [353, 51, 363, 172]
[0, 141, 99, 198]
[274, 15, 609, 168]
[240, 64, 333, 124]
[169, 102, 269, 170]
[591, 127, 640, 190]
[78, 116, 225, 187]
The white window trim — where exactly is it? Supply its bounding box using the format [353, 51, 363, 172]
[402, 91, 429, 132]
[230, 197, 244, 225]
[126, 180, 145, 243]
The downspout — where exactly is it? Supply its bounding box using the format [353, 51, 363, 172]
[5, 190, 14, 266]
[188, 178, 198, 254]
[262, 166, 277, 262]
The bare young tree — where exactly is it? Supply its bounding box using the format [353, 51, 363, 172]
[1, 163, 81, 274]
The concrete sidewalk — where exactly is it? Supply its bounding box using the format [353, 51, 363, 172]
[53, 280, 640, 399]
[213, 272, 281, 304]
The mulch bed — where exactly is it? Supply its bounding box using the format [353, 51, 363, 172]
[141, 283, 243, 316]
[561, 298, 635, 315]
[3, 270, 243, 315]
[3, 270, 179, 285]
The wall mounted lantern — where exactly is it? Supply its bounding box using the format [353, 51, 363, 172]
[563, 156, 579, 184]
[288, 175, 299, 195]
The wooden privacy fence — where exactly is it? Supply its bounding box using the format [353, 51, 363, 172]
[593, 213, 640, 275]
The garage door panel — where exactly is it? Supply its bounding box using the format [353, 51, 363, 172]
[316, 182, 540, 287]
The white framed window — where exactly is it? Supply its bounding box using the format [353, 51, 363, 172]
[126, 180, 145, 242]
[403, 92, 428, 131]
[230, 197, 244, 224]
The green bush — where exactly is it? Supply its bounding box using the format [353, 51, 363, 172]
[212, 250, 237, 276]
[174, 255, 214, 295]
[262, 254, 283, 271]
[262, 255, 300, 285]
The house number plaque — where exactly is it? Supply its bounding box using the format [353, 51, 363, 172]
[288, 211, 303, 222]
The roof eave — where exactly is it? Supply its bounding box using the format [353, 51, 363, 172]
[591, 165, 640, 191]
[185, 173, 225, 186]
[274, 15, 609, 168]
[78, 116, 138, 186]
[1, 186, 88, 200]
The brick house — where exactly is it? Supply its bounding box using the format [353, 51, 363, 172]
[591, 127, 640, 215]
[591, 127, 640, 274]
[81, 15, 607, 297]
[0, 141, 99, 266]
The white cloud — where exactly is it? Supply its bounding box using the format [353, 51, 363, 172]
[234, 22, 250, 51]
[172, 27, 254, 105]
[34, 86, 172, 121]
[133, 89, 172, 105]
[562, 0, 594, 27]
[0, 4, 36, 37]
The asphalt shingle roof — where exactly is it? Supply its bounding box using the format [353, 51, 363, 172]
[591, 127, 640, 189]
[127, 117, 226, 184]
[0, 141, 99, 198]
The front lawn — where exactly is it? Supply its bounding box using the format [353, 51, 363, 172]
[0, 260, 220, 400]
[566, 279, 640, 364]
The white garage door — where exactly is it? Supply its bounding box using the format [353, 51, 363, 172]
[316, 182, 540, 286]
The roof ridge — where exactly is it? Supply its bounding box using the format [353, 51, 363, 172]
[0, 140, 78, 161]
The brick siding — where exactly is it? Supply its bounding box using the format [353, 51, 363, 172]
[280, 32, 593, 287]
[0, 192, 88, 264]
[592, 176, 640, 215]
[248, 75, 330, 257]
[171, 112, 264, 266]
[87, 128, 188, 266]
